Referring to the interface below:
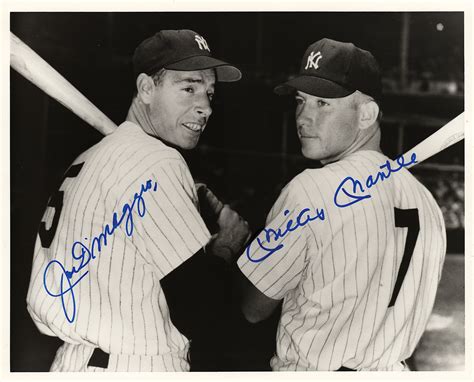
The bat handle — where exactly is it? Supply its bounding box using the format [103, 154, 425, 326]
[403, 112, 464, 169]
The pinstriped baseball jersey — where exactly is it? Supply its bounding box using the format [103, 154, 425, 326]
[238, 150, 446, 371]
[26, 121, 211, 371]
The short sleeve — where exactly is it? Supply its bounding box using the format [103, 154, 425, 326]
[237, 179, 319, 300]
[131, 159, 211, 279]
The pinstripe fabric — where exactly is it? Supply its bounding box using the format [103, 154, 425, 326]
[238, 150, 446, 371]
[26, 121, 211, 371]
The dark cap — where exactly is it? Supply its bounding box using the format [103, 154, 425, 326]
[133, 29, 242, 82]
[274, 38, 381, 99]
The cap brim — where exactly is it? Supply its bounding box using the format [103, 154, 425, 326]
[274, 75, 355, 98]
[165, 55, 242, 82]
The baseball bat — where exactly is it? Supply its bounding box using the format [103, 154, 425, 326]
[402, 112, 464, 168]
[10, 32, 117, 136]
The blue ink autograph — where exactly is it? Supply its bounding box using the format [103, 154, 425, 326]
[43, 179, 158, 323]
[246, 153, 418, 264]
[246, 207, 325, 263]
[334, 153, 417, 208]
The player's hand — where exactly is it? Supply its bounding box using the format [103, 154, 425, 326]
[196, 183, 224, 234]
[208, 205, 251, 264]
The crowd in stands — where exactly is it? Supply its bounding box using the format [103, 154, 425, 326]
[424, 173, 465, 230]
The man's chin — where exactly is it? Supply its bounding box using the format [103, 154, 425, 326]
[301, 147, 324, 161]
[160, 136, 200, 151]
[180, 138, 200, 150]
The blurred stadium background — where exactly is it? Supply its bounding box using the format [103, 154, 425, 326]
[10, 12, 464, 371]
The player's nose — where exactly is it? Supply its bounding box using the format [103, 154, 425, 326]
[195, 94, 212, 119]
[296, 101, 316, 123]
[296, 113, 313, 132]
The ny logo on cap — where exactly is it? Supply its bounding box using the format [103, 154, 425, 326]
[195, 35, 210, 52]
[305, 51, 323, 70]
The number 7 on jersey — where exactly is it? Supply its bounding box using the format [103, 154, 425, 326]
[389, 208, 420, 308]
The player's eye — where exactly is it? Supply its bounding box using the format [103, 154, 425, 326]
[183, 86, 195, 94]
[207, 92, 214, 101]
[317, 99, 329, 107]
[295, 96, 305, 106]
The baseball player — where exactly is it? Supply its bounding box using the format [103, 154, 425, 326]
[26, 29, 250, 372]
[236, 38, 447, 371]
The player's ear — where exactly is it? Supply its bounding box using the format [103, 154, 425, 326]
[358, 100, 379, 130]
[136, 73, 155, 105]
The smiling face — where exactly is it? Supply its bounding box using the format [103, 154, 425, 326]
[147, 69, 215, 150]
[295, 90, 360, 162]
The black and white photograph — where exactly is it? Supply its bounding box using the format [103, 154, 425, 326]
[5, 3, 470, 379]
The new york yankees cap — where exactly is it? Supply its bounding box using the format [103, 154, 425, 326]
[274, 38, 381, 99]
[133, 29, 242, 82]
